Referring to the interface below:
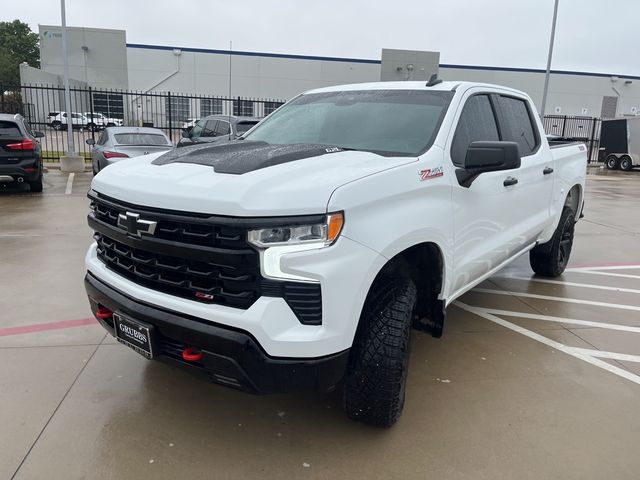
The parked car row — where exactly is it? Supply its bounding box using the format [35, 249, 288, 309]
[47, 111, 124, 131]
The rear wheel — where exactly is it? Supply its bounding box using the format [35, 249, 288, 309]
[606, 155, 619, 170]
[28, 171, 43, 193]
[620, 155, 633, 171]
[343, 275, 417, 428]
[530, 207, 575, 277]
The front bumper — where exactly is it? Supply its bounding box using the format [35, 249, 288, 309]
[86, 272, 349, 393]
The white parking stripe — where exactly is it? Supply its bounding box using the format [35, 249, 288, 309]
[473, 288, 640, 312]
[494, 276, 640, 295]
[65, 173, 74, 195]
[455, 301, 640, 385]
[566, 270, 640, 281]
[566, 265, 640, 272]
[568, 348, 640, 363]
[475, 307, 640, 333]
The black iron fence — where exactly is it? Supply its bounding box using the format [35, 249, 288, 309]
[542, 115, 602, 163]
[1, 84, 605, 164]
[1, 84, 285, 161]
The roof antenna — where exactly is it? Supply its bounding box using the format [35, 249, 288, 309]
[426, 73, 443, 87]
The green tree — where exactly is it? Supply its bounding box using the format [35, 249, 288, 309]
[0, 20, 39, 86]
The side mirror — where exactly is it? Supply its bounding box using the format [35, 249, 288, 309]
[457, 141, 521, 187]
[33, 131, 45, 138]
[463, 141, 521, 171]
[86, 138, 95, 145]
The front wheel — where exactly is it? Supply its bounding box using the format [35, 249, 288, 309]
[343, 275, 417, 428]
[530, 207, 575, 277]
[52, 121, 62, 131]
[620, 155, 633, 171]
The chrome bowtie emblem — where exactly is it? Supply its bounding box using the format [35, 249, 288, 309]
[117, 212, 157, 237]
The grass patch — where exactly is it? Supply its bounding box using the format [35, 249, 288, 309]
[42, 151, 92, 163]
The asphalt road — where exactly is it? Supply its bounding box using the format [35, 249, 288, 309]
[1, 167, 639, 480]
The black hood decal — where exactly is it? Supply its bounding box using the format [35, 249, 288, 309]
[152, 141, 347, 174]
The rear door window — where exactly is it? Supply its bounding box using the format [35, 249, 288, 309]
[497, 96, 538, 156]
[214, 121, 231, 137]
[450, 95, 500, 167]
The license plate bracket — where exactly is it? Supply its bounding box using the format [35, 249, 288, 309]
[113, 313, 155, 359]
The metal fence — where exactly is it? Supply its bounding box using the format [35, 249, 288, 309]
[1, 84, 285, 161]
[1, 84, 605, 164]
[542, 115, 602, 163]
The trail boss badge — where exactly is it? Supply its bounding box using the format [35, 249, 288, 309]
[419, 166, 444, 181]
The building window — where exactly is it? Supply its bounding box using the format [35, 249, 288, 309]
[201, 98, 223, 117]
[93, 93, 124, 119]
[264, 101, 284, 116]
[233, 99, 254, 117]
[166, 96, 190, 124]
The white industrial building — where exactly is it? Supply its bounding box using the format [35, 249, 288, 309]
[20, 24, 640, 121]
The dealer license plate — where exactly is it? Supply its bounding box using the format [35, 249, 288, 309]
[113, 313, 155, 359]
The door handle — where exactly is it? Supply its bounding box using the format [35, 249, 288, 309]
[543, 167, 554, 175]
[503, 177, 518, 187]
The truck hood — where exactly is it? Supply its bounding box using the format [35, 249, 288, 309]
[91, 142, 415, 216]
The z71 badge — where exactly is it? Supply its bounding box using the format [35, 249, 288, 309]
[419, 166, 444, 181]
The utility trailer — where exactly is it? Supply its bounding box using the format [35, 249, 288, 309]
[602, 117, 640, 170]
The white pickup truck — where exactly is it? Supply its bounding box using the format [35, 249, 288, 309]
[84, 80, 586, 427]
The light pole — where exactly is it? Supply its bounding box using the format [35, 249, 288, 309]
[60, 0, 74, 155]
[540, 0, 560, 117]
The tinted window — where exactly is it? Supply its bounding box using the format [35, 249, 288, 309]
[214, 121, 230, 136]
[0, 121, 21, 138]
[498, 96, 538, 156]
[450, 95, 500, 167]
[113, 133, 169, 145]
[202, 120, 217, 137]
[97, 131, 108, 145]
[190, 119, 206, 138]
[236, 121, 258, 134]
[244, 90, 453, 156]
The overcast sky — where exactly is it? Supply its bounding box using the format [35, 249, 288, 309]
[4, 0, 639, 76]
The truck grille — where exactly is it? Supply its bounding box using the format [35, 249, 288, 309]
[96, 233, 260, 309]
[89, 193, 323, 324]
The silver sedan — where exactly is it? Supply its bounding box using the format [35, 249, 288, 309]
[86, 127, 174, 175]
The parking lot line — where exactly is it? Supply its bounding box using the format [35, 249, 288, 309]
[569, 348, 640, 363]
[566, 270, 640, 280]
[455, 301, 640, 386]
[64, 173, 74, 195]
[0, 318, 95, 337]
[494, 276, 640, 294]
[475, 307, 640, 333]
[473, 288, 640, 312]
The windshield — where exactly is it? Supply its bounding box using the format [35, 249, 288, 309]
[243, 89, 453, 156]
[114, 133, 169, 146]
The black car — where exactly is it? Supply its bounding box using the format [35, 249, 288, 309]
[0, 114, 45, 192]
[177, 115, 260, 147]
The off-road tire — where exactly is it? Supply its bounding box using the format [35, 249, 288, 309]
[344, 276, 417, 428]
[620, 155, 633, 171]
[530, 206, 575, 277]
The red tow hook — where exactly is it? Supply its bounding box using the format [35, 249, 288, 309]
[95, 307, 113, 320]
[182, 347, 204, 362]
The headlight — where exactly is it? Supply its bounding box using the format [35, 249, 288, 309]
[248, 212, 344, 249]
